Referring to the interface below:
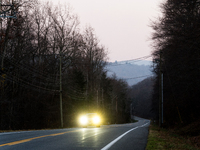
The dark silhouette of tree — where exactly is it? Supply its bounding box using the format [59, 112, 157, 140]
[1, 0, 126, 129]
[151, 0, 200, 126]
[129, 77, 154, 119]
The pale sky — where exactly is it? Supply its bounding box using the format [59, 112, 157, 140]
[47, 0, 164, 62]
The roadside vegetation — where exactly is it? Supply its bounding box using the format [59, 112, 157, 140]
[0, 0, 131, 130]
[147, 0, 200, 146]
[1, 0, 200, 142]
[146, 123, 200, 150]
[150, 0, 200, 127]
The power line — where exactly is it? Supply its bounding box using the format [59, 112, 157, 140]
[0, 54, 59, 80]
[118, 55, 152, 62]
[0, 56, 60, 93]
[4, 74, 59, 93]
[2, 68, 60, 87]
[119, 75, 154, 80]
[107, 55, 152, 66]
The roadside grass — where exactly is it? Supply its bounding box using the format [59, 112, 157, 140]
[0, 129, 35, 133]
[146, 123, 199, 150]
[0, 129, 52, 133]
[0, 128, 69, 133]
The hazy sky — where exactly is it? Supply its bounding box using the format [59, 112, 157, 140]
[48, 0, 164, 62]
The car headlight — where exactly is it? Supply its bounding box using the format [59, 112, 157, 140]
[92, 116, 100, 124]
[79, 116, 88, 125]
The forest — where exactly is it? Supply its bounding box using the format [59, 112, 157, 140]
[151, 0, 200, 131]
[0, 0, 131, 130]
[129, 77, 154, 119]
[2, 0, 199, 134]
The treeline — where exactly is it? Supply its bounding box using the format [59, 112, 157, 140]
[129, 77, 154, 119]
[0, 0, 130, 130]
[151, 0, 200, 127]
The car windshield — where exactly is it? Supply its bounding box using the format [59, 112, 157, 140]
[86, 113, 97, 118]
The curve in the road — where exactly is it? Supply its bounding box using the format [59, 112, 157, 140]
[101, 121, 150, 150]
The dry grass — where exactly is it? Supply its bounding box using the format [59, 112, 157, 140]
[146, 123, 200, 150]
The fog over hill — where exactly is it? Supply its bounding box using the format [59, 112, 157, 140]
[106, 60, 153, 86]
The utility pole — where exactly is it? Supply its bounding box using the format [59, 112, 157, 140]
[159, 51, 163, 127]
[86, 73, 88, 110]
[97, 89, 99, 109]
[116, 100, 118, 113]
[102, 89, 104, 109]
[0, 0, 17, 69]
[0, 0, 17, 129]
[116, 99, 118, 123]
[161, 73, 163, 125]
[59, 52, 63, 128]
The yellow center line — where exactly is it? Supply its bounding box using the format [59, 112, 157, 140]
[0, 129, 80, 147]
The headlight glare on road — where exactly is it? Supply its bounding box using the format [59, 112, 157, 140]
[92, 116, 100, 124]
[79, 116, 88, 125]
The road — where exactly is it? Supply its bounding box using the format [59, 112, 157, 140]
[0, 117, 150, 150]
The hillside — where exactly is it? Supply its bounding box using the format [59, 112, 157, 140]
[129, 77, 154, 119]
[106, 61, 153, 86]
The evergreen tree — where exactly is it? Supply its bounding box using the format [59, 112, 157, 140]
[151, 0, 200, 126]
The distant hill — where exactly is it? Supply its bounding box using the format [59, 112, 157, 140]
[106, 60, 153, 86]
[129, 77, 154, 119]
[133, 60, 152, 66]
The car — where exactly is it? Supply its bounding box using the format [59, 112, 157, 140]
[79, 113, 101, 128]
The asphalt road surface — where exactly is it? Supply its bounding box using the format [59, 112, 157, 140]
[0, 117, 150, 150]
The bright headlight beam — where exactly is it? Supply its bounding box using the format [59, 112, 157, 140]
[93, 116, 100, 124]
[80, 116, 88, 125]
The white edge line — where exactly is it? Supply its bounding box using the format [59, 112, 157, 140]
[101, 121, 150, 150]
[140, 122, 149, 127]
[101, 127, 139, 150]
